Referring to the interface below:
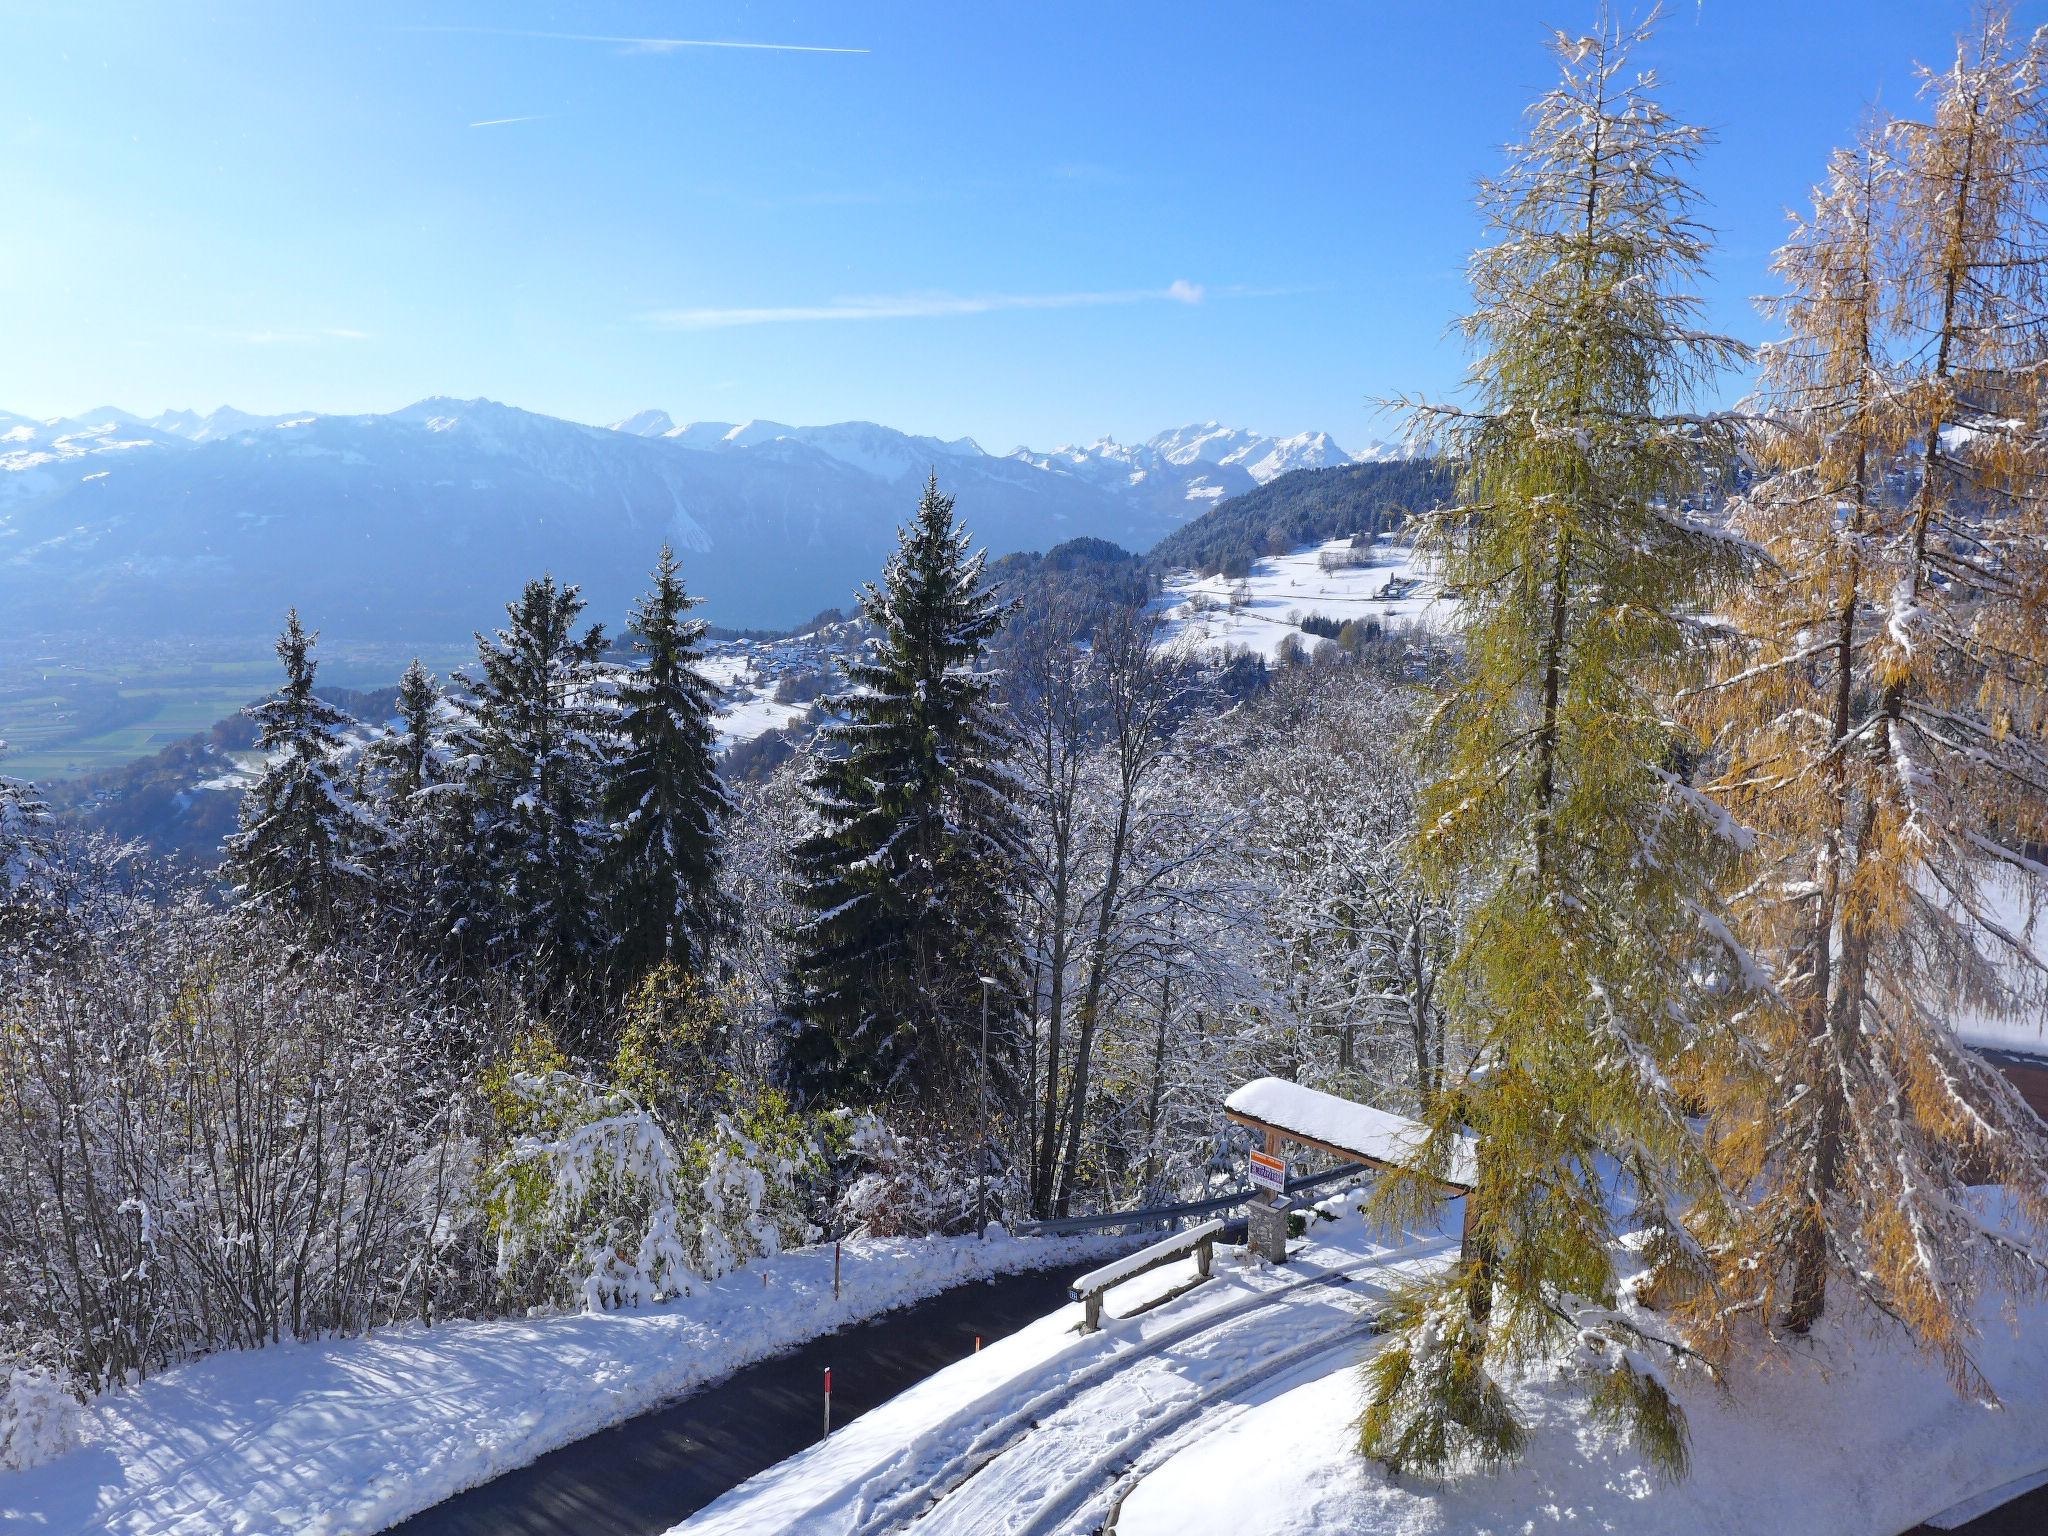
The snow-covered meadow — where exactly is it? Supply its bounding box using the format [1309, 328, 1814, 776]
[1152, 536, 1446, 662]
[700, 650, 814, 751]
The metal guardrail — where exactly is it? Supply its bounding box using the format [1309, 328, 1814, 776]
[1011, 1162, 1370, 1237]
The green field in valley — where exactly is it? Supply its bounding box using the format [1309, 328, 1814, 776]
[0, 641, 468, 785]
[0, 657, 279, 783]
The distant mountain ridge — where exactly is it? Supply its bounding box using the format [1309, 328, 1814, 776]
[0, 397, 1400, 643]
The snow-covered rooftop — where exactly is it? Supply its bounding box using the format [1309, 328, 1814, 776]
[1225, 1076, 1477, 1189]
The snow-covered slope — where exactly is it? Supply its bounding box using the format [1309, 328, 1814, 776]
[1113, 1206, 2048, 1536]
[677, 1192, 2048, 1536]
[1153, 535, 1448, 660]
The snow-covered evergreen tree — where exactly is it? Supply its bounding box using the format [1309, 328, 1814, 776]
[383, 658, 444, 801]
[225, 610, 374, 936]
[784, 475, 1025, 1109]
[459, 577, 617, 993]
[605, 545, 731, 981]
[0, 745, 50, 904]
[359, 657, 485, 960]
[1362, 15, 1754, 1479]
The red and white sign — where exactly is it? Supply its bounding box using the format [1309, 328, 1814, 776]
[1249, 1149, 1288, 1195]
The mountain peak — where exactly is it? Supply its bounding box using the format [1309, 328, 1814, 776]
[610, 408, 675, 437]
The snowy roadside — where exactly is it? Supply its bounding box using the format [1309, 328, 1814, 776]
[1115, 1251, 2048, 1536]
[0, 1230, 1121, 1536]
[675, 1190, 1461, 1536]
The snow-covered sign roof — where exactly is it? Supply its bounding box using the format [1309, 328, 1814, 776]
[1224, 1077, 1477, 1191]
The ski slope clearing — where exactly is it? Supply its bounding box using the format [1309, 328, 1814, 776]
[0, 1232, 1116, 1536]
[1113, 1204, 2048, 1536]
[674, 1191, 1460, 1536]
[1152, 536, 1447, 661]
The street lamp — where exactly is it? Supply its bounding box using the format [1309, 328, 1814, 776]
[977, 975, 998, 1239]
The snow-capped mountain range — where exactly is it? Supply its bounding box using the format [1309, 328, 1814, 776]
[604, 410, 1401, 508]
[0, 398, 1408, 643]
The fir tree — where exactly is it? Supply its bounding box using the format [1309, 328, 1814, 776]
[225, 610, 374, 936]
[459, 576, 616, 992]
[362, 658, 470, 955]
[785, 475, 1024, 1108]
[1698, 7, 2048, 1381]
[1362, 15, 1753, 1479]
[0, 743, 51, 902]
[384, 658, 443, 801]
[606, 545, 732, 981]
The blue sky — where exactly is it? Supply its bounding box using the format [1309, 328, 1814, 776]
[3, 2, 2037, 451]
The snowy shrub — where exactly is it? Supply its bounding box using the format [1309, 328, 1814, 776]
[0, 1366, 79, 1472]
[481, 1033, 818, 1312]
[0, 908, 484, 1390]
[832, 1113, 1008, 1238]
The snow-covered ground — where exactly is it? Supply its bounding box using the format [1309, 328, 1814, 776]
[675, 1190, 1460, 1536]
[1152, 537, 1447, 662]
[1114, 1231, 2048, 1536]
[0, 1231, 1118, 1536]
[678, 1190, 2048, 1536]
[701, 650, 814, 751]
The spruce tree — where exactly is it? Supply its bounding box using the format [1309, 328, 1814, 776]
[1699, 8, 2048, 1382]
[1361, 16, 1752, 1478]
[785, 475, 1024, 1107]
[0, 744, 50, 901]
[384, 658, 443, 800]
[606, 545, 732, 980]
[362, 658, 466, 953]
[459, 576, 616, 992]
[226, 610, 373, 937]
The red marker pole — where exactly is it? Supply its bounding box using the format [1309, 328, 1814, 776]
[823, 1367, 833, 1439]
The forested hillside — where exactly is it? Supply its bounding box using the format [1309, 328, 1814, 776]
[1147, 459, 1451, 578]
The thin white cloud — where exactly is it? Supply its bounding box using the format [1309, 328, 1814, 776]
[237, 327, 369, 345]
[404, 26, 866, 56]
[469, 114, 549, 129]
[643, 282, 1207, 331]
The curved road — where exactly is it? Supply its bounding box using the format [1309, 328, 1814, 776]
[377, 1246, 2046, 1536]
[381, 1263, 1082, 1536]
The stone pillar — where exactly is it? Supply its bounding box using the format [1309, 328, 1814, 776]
[1248, 1196, 1289, 1263]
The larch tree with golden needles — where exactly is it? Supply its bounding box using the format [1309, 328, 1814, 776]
[1698, 7, 2048, 1387]
[1359, 12, 1755, 1480]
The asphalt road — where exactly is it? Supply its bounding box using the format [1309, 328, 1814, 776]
[381, 1262, 1083, 1536]
[1907, 1477, 2048, 1535]
[378, 1245, 2047, 1536]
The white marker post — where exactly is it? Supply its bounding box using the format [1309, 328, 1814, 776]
[822, 1367, 833, 1439]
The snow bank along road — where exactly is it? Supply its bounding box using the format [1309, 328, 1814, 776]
[0, 1231, 1121, 1536]
[677, 1186, 1457, 1536]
